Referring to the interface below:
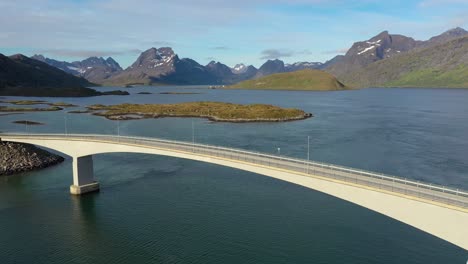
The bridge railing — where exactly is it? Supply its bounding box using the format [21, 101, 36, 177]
[2, 133, 467, 209]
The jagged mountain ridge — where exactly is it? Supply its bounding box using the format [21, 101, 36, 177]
[325, 27, 468, 81]
[105, 48, 262, 85]
[325, 31, 421, 78]
[31, 54, 122, 83]
[106, 47, 217, 85]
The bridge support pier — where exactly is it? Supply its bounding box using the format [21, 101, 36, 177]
[70, 155, 100, 195]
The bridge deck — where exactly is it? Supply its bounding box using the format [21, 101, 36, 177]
[2, 133, 467, 210]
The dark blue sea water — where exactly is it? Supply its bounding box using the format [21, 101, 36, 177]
[0, 87, 467, 263]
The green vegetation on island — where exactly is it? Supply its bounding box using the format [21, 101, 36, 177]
[229, 69, 349, 91]
[85, 102, 312, 122]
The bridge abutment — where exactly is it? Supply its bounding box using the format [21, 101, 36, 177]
[70, 155, 99, 195]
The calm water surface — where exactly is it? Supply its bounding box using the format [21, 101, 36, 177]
[0, 87, 467, 263]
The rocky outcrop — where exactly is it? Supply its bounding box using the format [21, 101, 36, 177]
[0, 141, 64, 176]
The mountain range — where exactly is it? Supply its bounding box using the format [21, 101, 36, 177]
[31, 54, 123, 84]
[4, 27, 468, 89]
[325, 27, 468, 88]
[0, 54, 128, 97]
[31, 48, 325, 86]
[0, 54, 98, 96]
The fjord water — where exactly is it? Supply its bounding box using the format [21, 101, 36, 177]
[0, 87, 467, 263]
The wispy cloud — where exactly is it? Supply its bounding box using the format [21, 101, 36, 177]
[259, 49, 313, 60]
[151, 41, 174, 47]
[36, 49, 142, 58]
[211, 46, 230, 50]
[260, 49, 294, 60]
[322, 48, 349, 54]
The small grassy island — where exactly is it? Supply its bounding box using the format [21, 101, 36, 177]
[13, 120, 44, 125]
[68, 110, 91, 114]
[2, 100, 48, 105]
[1, 100, 77, 107]
[159, 92, 201, 95]
[0, 105, 62, 112]
[49, 102, 78, 107]
[85, 102, 312, 122]
[229, 69, 350, 91]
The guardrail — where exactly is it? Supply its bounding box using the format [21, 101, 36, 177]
[2, 133, 468, 209]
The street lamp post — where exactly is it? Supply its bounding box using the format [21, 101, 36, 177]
[64, 114, 68, 135]
[307, 136, 310, 174]
[191, 119, 195, 152]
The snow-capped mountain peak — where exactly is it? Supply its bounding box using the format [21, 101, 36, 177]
[231, 63, 248, 74]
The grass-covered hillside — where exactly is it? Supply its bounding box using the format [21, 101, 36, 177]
[340, 36, 468, 88]
[229, 69, 349, 91]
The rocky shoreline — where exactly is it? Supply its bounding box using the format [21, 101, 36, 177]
[95, 112, 313, 122]
[0, 141, 64, 176]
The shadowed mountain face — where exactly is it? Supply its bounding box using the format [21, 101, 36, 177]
[31, 55, 123, 84]
[254, 59, 285, 79]
[207, 61, 258, 84]
[106, 48, 219, 85]
[105, 48, 260, 85]
[252, 59, 325, 79]
[0, 53, 102, 96]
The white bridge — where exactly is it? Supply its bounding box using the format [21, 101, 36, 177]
[1, 133, 467, 250]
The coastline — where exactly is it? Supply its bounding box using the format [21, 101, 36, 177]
[0, 141, 64, 176]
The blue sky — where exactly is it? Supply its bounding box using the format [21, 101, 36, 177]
[1, 0, 467, 68]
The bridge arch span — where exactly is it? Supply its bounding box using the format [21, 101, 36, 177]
[1, 133, 468, 250]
